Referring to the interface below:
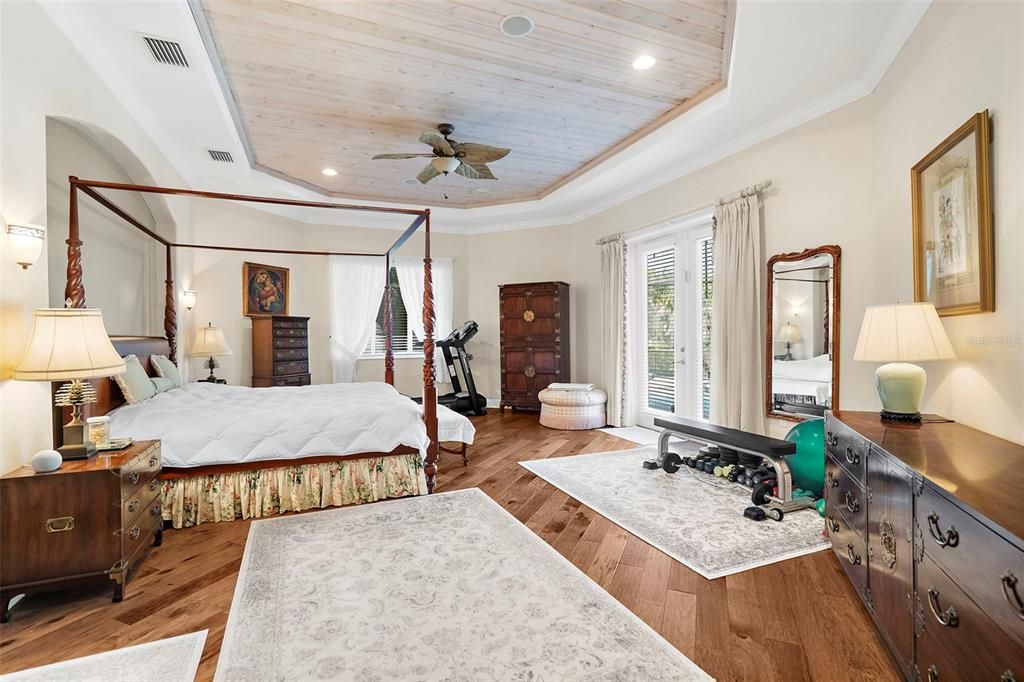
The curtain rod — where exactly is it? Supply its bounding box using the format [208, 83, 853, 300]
[594, 179, 773, 246]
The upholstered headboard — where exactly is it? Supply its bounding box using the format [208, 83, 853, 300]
[52, 336, 172, 447]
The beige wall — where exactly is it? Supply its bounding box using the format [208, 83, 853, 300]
[185, 200, 468, 395]
[468, 1, 1023, 443]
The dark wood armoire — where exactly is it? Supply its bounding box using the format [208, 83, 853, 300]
[499, 281, 570, 411]
[252, 315, 311, 387]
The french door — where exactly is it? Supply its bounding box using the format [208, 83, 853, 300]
[630, 224, 714, 428]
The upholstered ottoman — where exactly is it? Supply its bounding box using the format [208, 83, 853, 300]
[538, 386, 608, 430]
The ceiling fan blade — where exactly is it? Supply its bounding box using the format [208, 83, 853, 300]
[456, 162, 496, 180]
[419, 131, 454, 157]
[416, 163, 440, 184]
[372, 153, 435, 160]
[453, 142, 510, 164]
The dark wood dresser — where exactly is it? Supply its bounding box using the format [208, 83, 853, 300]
[499, 281, 570, 411]
[0, 440, 163, 621]
[825, 411, 1024, 681]
[252, 315, 311, 387]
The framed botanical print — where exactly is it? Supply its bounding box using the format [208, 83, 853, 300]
[242, 262, 289, 316]
[912, 110, 994, 316]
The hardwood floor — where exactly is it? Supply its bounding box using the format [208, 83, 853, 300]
[0, 412, 899, 681]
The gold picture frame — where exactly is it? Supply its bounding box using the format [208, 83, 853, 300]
[242, 261, 290, 317]
[911, 110, 994, 317]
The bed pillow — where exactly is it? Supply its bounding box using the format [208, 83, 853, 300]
[113, 354, 157, 404]
[151, 376, 176, 394]
[151, 354, 182, 388]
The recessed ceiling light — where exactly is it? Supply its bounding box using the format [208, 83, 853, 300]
[475, 187, 491, 193]
[402, 178, 419, 186]
[321, 167, 338, 176]
[632, 55, 656, 70]
[500, 14, 534, 38]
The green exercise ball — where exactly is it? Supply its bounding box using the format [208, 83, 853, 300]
[784, 417, 826, 495]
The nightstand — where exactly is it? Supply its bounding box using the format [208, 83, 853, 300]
[197, 377, 227, 384]
[0, 440, 163, 622]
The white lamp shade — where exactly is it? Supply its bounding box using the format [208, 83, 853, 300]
[13, 308, 126, 381]
[190, 324, 232, 357]
[7, 224, 45, 268]
[853, 303, 955, 362]
[777, 323, 801, 342]
[431, 157, 461, 174]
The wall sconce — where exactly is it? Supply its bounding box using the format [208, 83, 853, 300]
[182, 289, 197, 312]
[7, 223, 46, 269]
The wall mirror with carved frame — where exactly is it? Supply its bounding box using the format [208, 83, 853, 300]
[766, 245, 841, 421]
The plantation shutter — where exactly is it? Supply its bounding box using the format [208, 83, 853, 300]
[645, 247, 675, 412]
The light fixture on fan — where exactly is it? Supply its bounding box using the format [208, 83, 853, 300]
[371, 123, 510, 185]
[431, 157, 461, 175]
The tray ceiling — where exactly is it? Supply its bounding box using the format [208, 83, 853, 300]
[196, 0, 734, 208]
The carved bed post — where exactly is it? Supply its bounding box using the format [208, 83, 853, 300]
[421, 209, 439, 493]
[384, 252, 394, 385]
[164, 244, 177, 363]
[65, 177, 85, 308]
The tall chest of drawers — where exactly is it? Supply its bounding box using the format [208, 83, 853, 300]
[825, 412, 1024, 681]
[499, 281, 570, 411]
[252, 315, 311, 387]
[0, 440, 163, 621]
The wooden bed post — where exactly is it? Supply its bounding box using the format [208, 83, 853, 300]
[422, 209, 439, 493]
[65, 177, 86, 308]
[384, 252, 394, 385]
[164, 244, 177, 363]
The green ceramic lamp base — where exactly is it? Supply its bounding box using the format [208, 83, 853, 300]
[875, 362, 927, 421]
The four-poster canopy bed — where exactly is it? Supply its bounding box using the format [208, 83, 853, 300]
[58, 176, 443, 526]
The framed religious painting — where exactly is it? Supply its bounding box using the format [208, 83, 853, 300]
[242, 261, 289, 316]
[911, 110, 994, 317]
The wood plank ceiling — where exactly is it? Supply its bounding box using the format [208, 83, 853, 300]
[198, 0, 734, 208]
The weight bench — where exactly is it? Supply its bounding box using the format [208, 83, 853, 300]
[647, 416, 815, 515]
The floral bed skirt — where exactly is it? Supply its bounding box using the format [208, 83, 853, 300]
[160, 454, 427, 529]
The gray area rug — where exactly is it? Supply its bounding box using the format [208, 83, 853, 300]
[0, 631, 206, 682]
[216, 488, 710, 681]
[521, 447, 829, 579]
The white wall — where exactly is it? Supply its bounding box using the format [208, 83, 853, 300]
[467, 1, 1023, 443]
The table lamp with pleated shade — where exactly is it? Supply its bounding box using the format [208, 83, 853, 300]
[853, 303, 955, 422]
[189, 323, 232, 382]
[14, 308, 126, 459]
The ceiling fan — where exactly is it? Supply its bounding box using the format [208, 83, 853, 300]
[372, 123, 510, 184]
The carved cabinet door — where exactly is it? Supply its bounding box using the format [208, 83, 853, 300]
[866, 447, 916, 679]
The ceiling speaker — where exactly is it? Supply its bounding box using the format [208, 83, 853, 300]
[500, 15, 534, 38]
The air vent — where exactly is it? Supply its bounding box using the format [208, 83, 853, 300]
[208, 150, 234, 163]
[143, 36, 189, 67]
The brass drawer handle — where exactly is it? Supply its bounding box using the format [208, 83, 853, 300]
[127, 472, 140, 486]
[827, 516, 839, 533]
[844, 446, 860, 466]
[927, 512, 959, 548]
[524, 366, 536, 378]
[46, 516, 75, 533]
[128, 526, 141, 540]
[826, 471, 838, 488]
[522, 309, 535, 322]
[1002, 672, 1017, 682]
[846, 543, 861, 565]
[150, 504, 161, 517]
[826, 431, 839, 447]
[844, 490, 860, 514]
[927, 588, 959, 627]
[1001, 571, 1024, 620]
[149, 479, 159, 492]
[148, 455, 159, 468]
[128, 499, 139, 513]
[927, 665, 939, 682]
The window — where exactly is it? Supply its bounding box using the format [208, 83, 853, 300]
[645, 247, 676, 412]
[695, 235, 714, 419]
[363, 267, 424, 356]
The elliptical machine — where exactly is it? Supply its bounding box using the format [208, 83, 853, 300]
[417, 320, 487, 416]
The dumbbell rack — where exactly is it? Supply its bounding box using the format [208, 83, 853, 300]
[649, 416, 816, 515]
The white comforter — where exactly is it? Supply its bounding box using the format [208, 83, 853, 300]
[108, 382, 437, 469]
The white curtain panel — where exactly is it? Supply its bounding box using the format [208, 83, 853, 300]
[710, 195, 766, 433]
[329, 255, 387, 383]
[395, 256, 454, 385]
[600, 238, 632, 427]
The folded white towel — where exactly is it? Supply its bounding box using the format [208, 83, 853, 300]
[546, 382, 596, 392]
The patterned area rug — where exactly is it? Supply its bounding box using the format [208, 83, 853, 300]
[521, 447, 829, 579]
[215, 489, 710, 681]
[1, 631, 206, 682]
